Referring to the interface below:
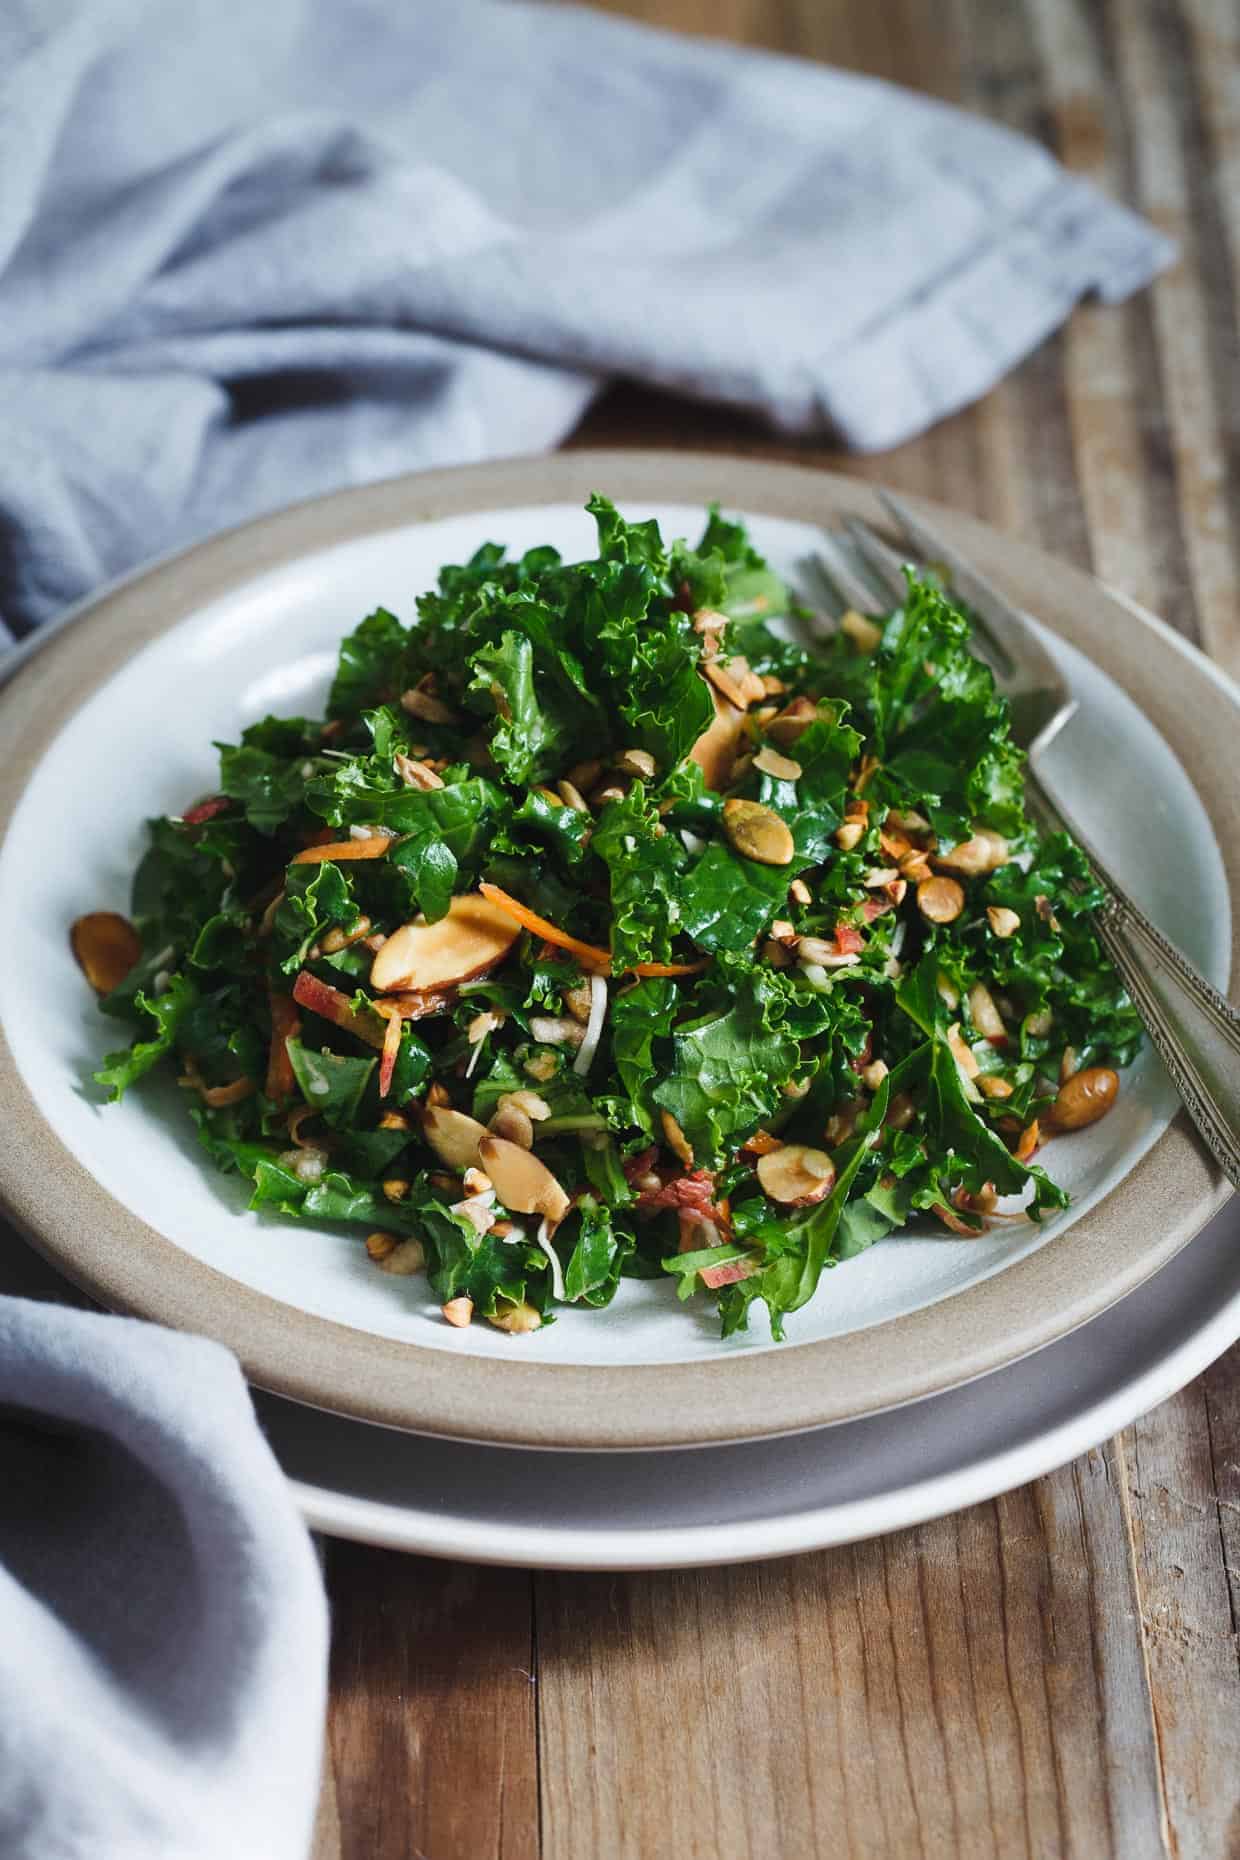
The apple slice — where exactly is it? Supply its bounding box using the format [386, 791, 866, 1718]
[292, 969, 386, 1048]
[370, 892, 520, 994]
[688, 682, 747, 791]
[699, 1256, 759, 1290]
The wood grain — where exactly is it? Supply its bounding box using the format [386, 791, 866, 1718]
[322, 5, 1240, 1856]
[326, 1547, 538, 1860]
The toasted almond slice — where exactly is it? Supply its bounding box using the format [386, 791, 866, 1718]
[756, 1143, 837, 1207]
[840, 610, 882, 653]
[689, 682, 747, 791]
[766, 696, 819, 747]
[400, 684, 459, 725]
[371, 892, 520, 993]
[987, 906, 1020, 938]
[478, 1135, 571, 1225]
[916, 876, 965, 924]
[968, 981, 1007, 1043]
[442, 1297, 474, 1327]
[947, 1022, 980, 1079]
[660, 1109, 694, 1169]
[422, 1105, 490, 1172]
[753, 745, 802, 781]
[488, 1300, 543, 1334]
[70, 912, 142, 994]
[935, 828, 1009, 877]
[615, 747, 657, 780]
[702, 657, 750, 711]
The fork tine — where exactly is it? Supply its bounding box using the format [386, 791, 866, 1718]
[876, 491, 1028, 665]
[844, 517, 913, 606]
[812, 532, 890, 617]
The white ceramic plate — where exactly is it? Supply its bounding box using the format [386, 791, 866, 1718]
[4, 1198, 1237, 1569]
[0, 453, 1233, 1448]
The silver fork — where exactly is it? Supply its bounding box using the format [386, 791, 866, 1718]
[810, 489, 1240, 1190]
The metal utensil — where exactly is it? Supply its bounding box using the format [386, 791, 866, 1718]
[810, 491, 1240, 1189]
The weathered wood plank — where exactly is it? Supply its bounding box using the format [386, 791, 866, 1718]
[1121, 1376, 1240, 1859]
[326, 1547, 538, 1860]
[537, 1437, 1166, 1860]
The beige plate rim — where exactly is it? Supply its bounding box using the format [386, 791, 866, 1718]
[0, 449, 1233, 1450]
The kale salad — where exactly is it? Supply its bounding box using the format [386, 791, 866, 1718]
[74, 497, 1141, 1341]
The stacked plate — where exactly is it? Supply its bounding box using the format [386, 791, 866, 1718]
[1, 453, 1235, 1568]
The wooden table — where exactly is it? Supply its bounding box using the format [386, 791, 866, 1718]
[318, 5, 1240, 1855]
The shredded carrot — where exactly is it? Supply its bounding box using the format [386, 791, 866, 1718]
[266, 990, 301, 1101]
[478, 881, 709, 979]
[291, 836, 393, 865]
[1015, 1118, 1042, 1163]
[479, 883, 612, 970]
[632, 958, 712, 977]
[201, 1075, 257, 1108]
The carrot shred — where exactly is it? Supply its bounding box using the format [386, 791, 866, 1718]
[478, 883, 612, 970]
[477, 881, 709, 979]
[201, 1075, 257, 1108]
[266, 990, 300, 1102]
[632, 958, 712, 977]
[291, 836, 393, 865]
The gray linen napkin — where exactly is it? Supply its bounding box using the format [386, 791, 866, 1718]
[0, 0, 1170, 639]
[0, 1293, 328, 1860]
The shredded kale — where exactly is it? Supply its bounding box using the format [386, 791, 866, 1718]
[85, 497, 1140, 1339]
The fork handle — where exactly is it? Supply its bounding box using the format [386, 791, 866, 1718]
[1028, 763, 1240, 1189]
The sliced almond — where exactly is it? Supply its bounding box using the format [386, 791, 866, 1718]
[840, 609, 883, 653]
[935, 828, 1009, 877]
[916, 876, 965, 925]
[987, 906, 1020, 938]
[766, 696, 819, 747]
[378, 1238, 426, 1276]
[442, 1297, 474, 1327]
[478, 1135, 571, 1225]
[722, 799, 795, 867]
[615, 747, 657, 780]
[400, 684, 458, 725]
[689, 682, 747, 791]
[394, 754, 444, 791]
[422, 1105, 490, 1172]
[498, 1089, 551, 1122]
[753, 745, 802, 781]
[489, 1102, 534, 1149]
[968, 982, 1007, 1043]
[488, 1300, 543, 1334]
[947, 1022, 980, 1080]
[702, 657, 751, 711]
[835, 820, 865, 852]
[556, 780, 589, 813]
[977, 1074, 1014, 1100]
[660, 1109, 695, 1169]
[71, 912, 142, 995]
[756, 1143, 837, 1207]
[370, 892, 519, 994]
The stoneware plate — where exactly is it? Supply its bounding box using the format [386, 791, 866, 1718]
[0, 452, 1233, 1450]
[4, 1198, 1240, 1568]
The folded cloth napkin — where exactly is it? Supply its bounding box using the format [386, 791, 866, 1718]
[0, 0, 1171, 639]
[0, 1290, 328, 1860]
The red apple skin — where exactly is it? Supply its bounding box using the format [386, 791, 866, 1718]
[292, 970, 386, 1049]
[699, 1258, 758, 1290]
